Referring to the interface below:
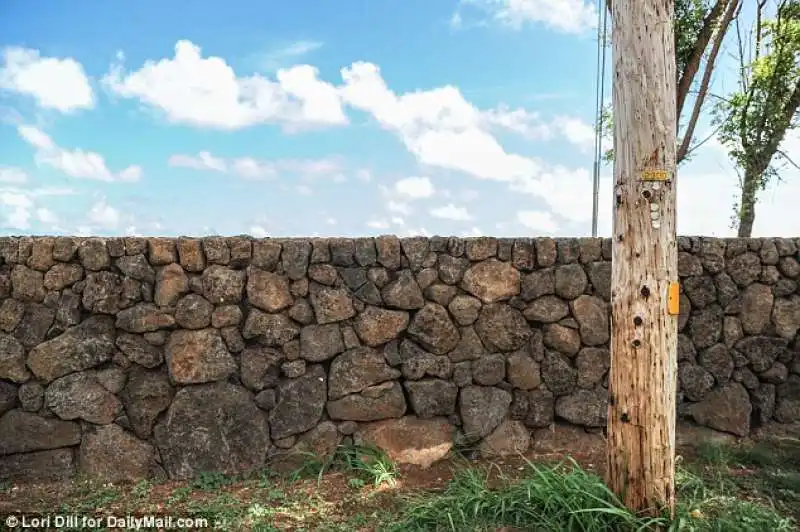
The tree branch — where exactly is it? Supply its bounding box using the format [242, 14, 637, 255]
[676, 0, 730, 120]
[677, 0, 739, 162]
[778, 149, 800, 171]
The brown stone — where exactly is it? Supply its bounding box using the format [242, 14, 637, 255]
[354, 306, 409, 347]
[155, 263, 189, 307]
[0, 409, 81, 454]
[46, 372, 122, 424]
[355, 416, 454, 468]
[79, 424, 162, 482]
[247, 268, 293, 312]
[479, 419, 530, 457]
[43, 263, 83, 291]
[460, 259, 520, 303]
[407, 303, 460, 355]
[165, 329, 236, 384]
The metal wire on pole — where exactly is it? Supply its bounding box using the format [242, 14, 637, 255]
[591, 0, 609, 237]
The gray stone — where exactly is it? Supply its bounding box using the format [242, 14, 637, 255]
[521, 268, 555, 301]
[13, 302, 55, 348]
[43, 263, 84, 291]
[555, 389, 607, 427]
[459, 386, 511, 441]
[689, 304, 723, 349]
[554, 264, 587, 300]
[176, 238, 206, 272]
[242, 309, 300, 345]
[679, 363, 715, 401]
[727, 252, 761, 286]
[155, 381, 269, 479]
[404, 379, 458, 418]
[78, 239, 110, 270]
[587, 262, 611, 301]
[46, 372, 122, 424]
[447, 295, 482, 326]
[116, 333, 163, 368]
[479, 419, 530, 457]
[698, 344, 734, 384]
[252, 240, 282, 270]
[310, 286, 355, 324]
[27, 316, 116, 382]
[735, 336, 789, 372]
[116, 255, 155, 283]
[0, 409, 81, 454]
[327, 381, 407, 421]
[282, 359, 307, 378]
[382, 270, 425, 309]
[740, 283, 773, 334]
[536, 238, 557, 266]
[79, 424, 161, 482]
[0, 334, 29, 383]
[165, 329, 236, 384]
[0, 448, 75, 481]
[760, 362, 789, 384]
[689, 382, 752, 437]
[240, 345, 283, 391]
[376, 236, 402, 270]
[408, 303, 460, 355]
[174, 294, 213, 329]
[475, 303, 530, 352]
[524, 296, 569, 323]
[775, 375, 800, 423]
[18, 382, 42, 412]
[0, 299, 24, 332]
[300, 323, 345, 361]
[211, 305, 242, 328]
[201, 265, 245, 304]
[575, 347, 610, 389]
[288, 299, 315, 324]
[570, 295, 608, 345]
[282, 240, 312, 280]
[541, 351, 577, 395]
[328, 347, 401, 399]
[773, 295, 800, 339]
[122, 367, 173, 439]
[472, 354, 506, 386]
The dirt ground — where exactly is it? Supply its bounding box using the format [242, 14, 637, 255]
[1, 422, 797, 531]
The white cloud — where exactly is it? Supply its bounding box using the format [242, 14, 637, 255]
[0, 166, 27, 184]
[168, 151, 227, 172]
[0, 46, 94, 112]
[553, 116, 595, 152]
[430, 203, 472, 221]
[367, 219, 389, 229]
[387, 200, 410, 215]
[0, 190, 33, 229]
[259, 40, 324, 70]
[393, 176, 435, 199]
[87, 199, 122, 228]
[104, 40, 348, 131]
[18, 125, 142, 182]
[168, 151, 342, 181]
[517, 210, 559, 233]
[482, 105, 552, 140]
[250, 225, 269, 237]
[36, 207, 58, 224]
[460, 0, 596, 34]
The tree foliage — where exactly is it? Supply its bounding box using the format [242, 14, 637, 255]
[714, 0, 800, 236]
[601, 0, 740, 164]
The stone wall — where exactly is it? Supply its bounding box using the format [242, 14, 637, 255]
[0, 235, 798, 483]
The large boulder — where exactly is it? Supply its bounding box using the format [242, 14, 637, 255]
[0, 409, 81, 455]
[79, 424, 163, 482]
[154, 382, 269, 479]
[460, 260, 520, 303]
[27, 316, 116, 382]
[269, 365, 327, 440]
[688, 382, 752, 437]
[328, 347, 401, 399]
[475, 303, 531, 352]
[326, 381, 406, 421]
[165, 329, 236, 384]
[45, 372, 122, 425]
[407, 303, 460, 355]
[459, 386, 512, 441]
[355, 416, 454, 468]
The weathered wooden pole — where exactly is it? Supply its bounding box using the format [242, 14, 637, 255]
[606, 0, 679, 518]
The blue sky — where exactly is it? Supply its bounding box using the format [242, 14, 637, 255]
[1, 0, 798, 238]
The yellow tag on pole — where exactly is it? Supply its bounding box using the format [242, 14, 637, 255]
[641, 168, 670, 181]
[667, 282, 680, 315]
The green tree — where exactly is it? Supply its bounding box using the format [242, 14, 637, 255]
[601, 0, 741, 163]
[715, 0, 800, 236]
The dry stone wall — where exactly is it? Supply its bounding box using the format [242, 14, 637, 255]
[0, 235, 798, 483]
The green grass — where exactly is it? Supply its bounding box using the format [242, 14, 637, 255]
[286, 443, 399, 489]
[386, 453, 797, 532]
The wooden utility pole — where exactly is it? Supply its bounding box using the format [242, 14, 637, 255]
[606, 0, 679, 519]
